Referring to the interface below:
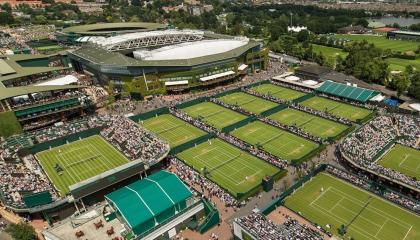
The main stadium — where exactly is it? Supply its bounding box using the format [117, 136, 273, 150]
[67, 27, 267, 95]
[0, 22, 419, 240]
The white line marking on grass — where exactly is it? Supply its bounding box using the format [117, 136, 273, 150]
[398, 154, 409, 167]
[309, 187, 331, 206]
[374, 219, 388, 237]
[402, 226, 412, 240]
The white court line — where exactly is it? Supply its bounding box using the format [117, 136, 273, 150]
[374, 219, 388, 237]
[329, 187, 412, 229]
[309, 187, 331, 206]
[402, 226, 412, 240]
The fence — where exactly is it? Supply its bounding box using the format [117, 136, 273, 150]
[261, 164, 327, 215]
[213, 87, 241, 98]
[260, 104, 288, 117]
[176, 97, 209, 109]
[170, 133, 215, 155]
[28, 128, 100, 154]
[222, 116, 257, 133]
[129, 107, 169, 122]
[292, 92, 315, 103]
[198, 199, 220, 233]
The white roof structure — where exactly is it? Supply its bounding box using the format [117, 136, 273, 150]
[238, 64, 248, 71]
[90, 29, 205, 51]
[164, 80, 188, 86]
[288, 26, 307, 33]
[370, 94, 385, 102]
[200, 71, 235, 82]
[409, 103, 420, 112]
[285, 76, 300, 81]
[134, 39, 249, 61]
[302, 80, 318, 86]
[35, 75, 78, 86]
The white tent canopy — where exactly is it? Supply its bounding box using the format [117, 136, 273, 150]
[238, 64, 248, 71]
[35, 75, 78, 86]
[285, 75, 300, 81]
[409, 103, 420, 112]
[370, 94, 385, 102]
[199, 71, 235, 82]
[164, 80, 188, 86]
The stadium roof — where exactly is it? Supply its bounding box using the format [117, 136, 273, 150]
[0, 57, 67, 82]
[105, 171, 192, 235]
[134, 39, 249, 61]
[0, 85, 84, 101]
[70, 40, 260, 67]
[62, 22, 166, 35]
[92, 29, 204, 47]
[317, 80, 380, 102]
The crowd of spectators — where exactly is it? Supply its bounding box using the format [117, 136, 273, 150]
[235, 213, 323, 240]
[326, 166, 419, 213]
[0, 155, 57, 208]
[99, 116, 168, 164]
[170, 157, 239, 209]
[170, 107, 288, 169]
[270, 80, 314, 94]
[340, 114, 420, 189]
[210, 97, 323, 144]
[0, 114, 169, 208]
[291, 102, 352, 125]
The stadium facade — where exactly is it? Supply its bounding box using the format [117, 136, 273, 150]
[67, 28, 268, 96]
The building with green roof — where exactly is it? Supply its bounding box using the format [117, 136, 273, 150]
[0, 54, 91, 136]
[105, 170, 217, 239]
[316, 80, 380, 103]
[68, 30, 267, 96]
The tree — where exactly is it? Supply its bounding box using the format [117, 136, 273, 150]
[393, 73, 411, 98]
[5, 222, 36, 240]
[355, 18, 369, 28]
[408, 72, 420, 100]
[338, 224, 347, 236]
[296, 30, 309, 42]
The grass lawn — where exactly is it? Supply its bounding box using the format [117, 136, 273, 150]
[386, 58, 420, 71]
[250, 83, 306, 101]
[231, 121, 319, 162]
[141, 114, 206, 147]
[378, 144, 420, 179]
[301, 96, 372, 122]
[285, 172, 420, 240]
[177, 138, 280, 198]
[218, 92, 278, 115]
[334, 34, 418, 52]
[183, 102, 247, 129]
[312, 44, 348, 59]
[36, 135, 130, 196]
[0, 111, 22, 137]
[268, 108, 348, 139]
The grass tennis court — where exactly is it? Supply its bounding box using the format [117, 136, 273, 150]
[36, 135, 130, 196]
[285, 173, 420, 240]
[250, 83, 306, 101]
[378, 144, 420, 179]
[334, 34, 418, 52]
[218, 92, 278, 114]
[183, 102, 247, 129]
[231, 121, 319, 161]
[141, 114, 206, 147]
[301, 96, 372, 121]
[177, 138, 280, 198]
[268, 108, 348, 139]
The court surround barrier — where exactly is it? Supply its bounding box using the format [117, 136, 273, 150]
[261, 164, 327, 215]
[28, 128, 101, 154]
[222, 116, 257, 133]
[129, 107, 169, 122]
[197, 199, 220, 233]
[260, 104, 288, 117]
[176, 97, 209, 109]
[170, 133, 215, 155]
[292, 92, 315, 103]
